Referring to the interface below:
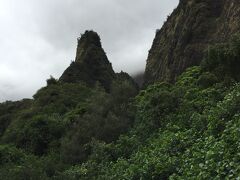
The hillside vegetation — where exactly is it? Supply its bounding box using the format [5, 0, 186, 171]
[1, 33, 240, 179]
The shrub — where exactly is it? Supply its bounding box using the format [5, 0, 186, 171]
[46, 75, 58, 85]
[197, 72, 218, 88]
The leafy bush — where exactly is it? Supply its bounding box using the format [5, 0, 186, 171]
[135, 83, 179, 133]
[2, 114, 65, 155]
[0, 99, 32, 137]
[46, 76, 58, 86]
[197, 72, 218, 88]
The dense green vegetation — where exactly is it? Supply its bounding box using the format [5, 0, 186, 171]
[1, 36, 240, 179]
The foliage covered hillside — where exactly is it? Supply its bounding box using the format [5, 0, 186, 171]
[0, 76, 138, 179]
[61, 35, 240, 179]
[1, 36, 240, 179]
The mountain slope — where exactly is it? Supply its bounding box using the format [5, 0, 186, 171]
[144, 0, 240, 84]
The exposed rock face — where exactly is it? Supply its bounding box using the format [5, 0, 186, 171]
[144, 0, 240, 85]
[60, 30, 115, 90]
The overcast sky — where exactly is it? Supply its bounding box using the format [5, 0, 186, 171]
[0, 0, 179, 102]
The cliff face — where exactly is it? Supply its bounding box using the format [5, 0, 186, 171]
[59, 30, 115, 90]
[145, 0, 240, 84]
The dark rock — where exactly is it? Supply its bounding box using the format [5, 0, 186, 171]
[144, 0, 240, 85]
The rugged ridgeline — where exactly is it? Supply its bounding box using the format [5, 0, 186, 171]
[145, 0, 240, 84]
[59, 30, 116, 91]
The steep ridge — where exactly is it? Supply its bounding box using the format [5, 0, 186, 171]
[59, 30, 115, 91]
[144, 0, 240, 84]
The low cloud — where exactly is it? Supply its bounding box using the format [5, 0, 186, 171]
[0, 0, 179, 102]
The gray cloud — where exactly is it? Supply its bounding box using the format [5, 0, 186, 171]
[0, 0, 179, 102]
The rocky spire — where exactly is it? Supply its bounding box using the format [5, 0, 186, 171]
[59, 30, 115, 91]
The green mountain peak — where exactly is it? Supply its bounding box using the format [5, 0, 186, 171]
[59, 30, 115, 91]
